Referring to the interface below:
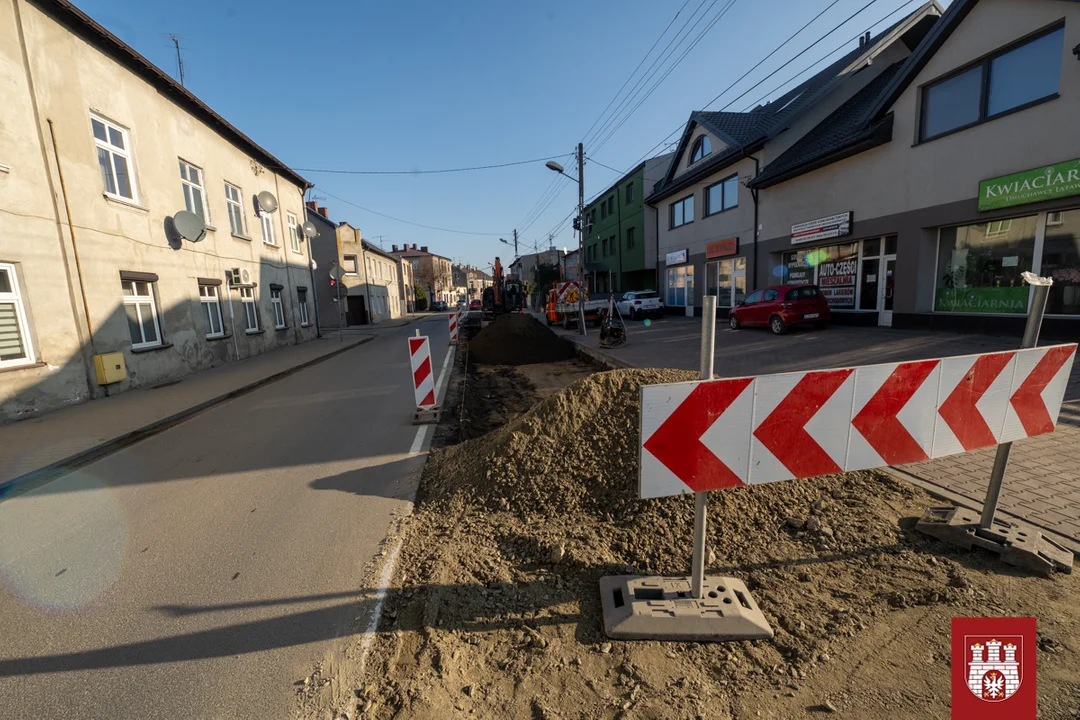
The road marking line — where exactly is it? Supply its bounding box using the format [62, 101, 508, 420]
[408, 425, 429, 455]
[356, 535, 404, 678]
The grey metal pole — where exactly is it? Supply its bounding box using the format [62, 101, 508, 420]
[337, 281, 343, 343]
[578, 142, 587, 336]
[691, 296, 717, 599]
[979, 275, 1051, 529]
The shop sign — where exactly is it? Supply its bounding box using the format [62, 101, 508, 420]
[666, 249, 688, 265]
[791, 212, 852, 244]
[705, 238, 738, 259]
[934, 287, 1028, 314]
[785, 263, 814, 286]
[817, 256, 857, 308]
[979, 159, 1080, 211]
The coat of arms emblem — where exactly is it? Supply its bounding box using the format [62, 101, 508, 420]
[965, 636, 1023, 702]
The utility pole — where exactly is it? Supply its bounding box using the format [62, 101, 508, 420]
[169, 34, 185, 87]
[577, 142, 586, 335]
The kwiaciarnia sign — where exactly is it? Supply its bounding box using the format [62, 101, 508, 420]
[979, 159, 1080, 211]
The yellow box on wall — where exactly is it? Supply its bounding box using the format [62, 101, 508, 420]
[93, 352, 127, 385]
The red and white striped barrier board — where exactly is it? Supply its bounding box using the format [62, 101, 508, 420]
[409, 335, 436, 408]
[639, 344, 1076, 499]
[448, 312, 459, 343]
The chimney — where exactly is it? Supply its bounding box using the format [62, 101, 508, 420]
[392, 244, 399, 252]
[306, 200, 318, 212]
[421, 246, 429, 253]
[859, 31, 870, 47]
[318, 206, 329, 218]
[412, 244, 418, 250]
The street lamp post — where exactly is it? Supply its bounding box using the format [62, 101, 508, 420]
[546, 143, 586, 335]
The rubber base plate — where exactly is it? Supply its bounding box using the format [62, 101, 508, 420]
[598, 575, 774, 642]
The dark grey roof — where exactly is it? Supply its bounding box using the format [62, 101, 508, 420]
[36, 0, 308, 189]
[647, 2, 941, 203]
[751, 62, 904, 188]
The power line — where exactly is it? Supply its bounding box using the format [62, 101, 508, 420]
[294, 153, 572, 176]
[589, 158, 626, 175]
[591, 0, 740, 155]
[578, 0, 694, 147]
[315, 187, 507, 237]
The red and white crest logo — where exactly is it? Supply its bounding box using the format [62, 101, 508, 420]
[952, 617, 1036, 720]
[964, 636, 1023, 701]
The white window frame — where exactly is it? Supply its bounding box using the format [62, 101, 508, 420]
[287, 213, 301, 253]
[343, 255, 359, 275]
[179, 159, 209, 224]
[199, 284, 225, 338]
[0, 263, 35, 368]
[270, 288, 286, 329]
[260, 210, 276, 246]
[91, 113, 137, 202]
[122, 278, 162, 349]
[298, 289, 310, 326]
[240, 286, 260, 332]
[225, 182, 246, 237]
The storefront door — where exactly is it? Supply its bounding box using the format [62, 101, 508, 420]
[879, 256, 895, 326]
[685, 269, 695, 317]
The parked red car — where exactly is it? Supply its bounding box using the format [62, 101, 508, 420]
[469, 299, 481, 310]
[728, 284, 830, 335]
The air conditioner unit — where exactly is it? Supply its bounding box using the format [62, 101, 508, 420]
[240, 268, 253, 285]
[226, 268, 242, 286]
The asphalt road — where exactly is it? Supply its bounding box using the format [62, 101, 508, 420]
[0, 315, 450, 719]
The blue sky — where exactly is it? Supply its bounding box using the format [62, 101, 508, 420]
[79, 0, 949, 268]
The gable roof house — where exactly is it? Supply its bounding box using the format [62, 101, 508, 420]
[646, 2, 942, 317]
[750, 0, 1080, 338]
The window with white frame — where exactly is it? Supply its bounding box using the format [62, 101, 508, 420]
[0, 264, 34, 367]
[343, 255, 359, 275]
[91, 114, 136, 201]
[225, 182, 246, 236]
[121, 276, 161, 348]
[298, 288, 310, 326]
[270, 287, 286, 329]
[199, 283, 224, 338]
[240, 286, 260, 331]
[179, 160, 207, 222]
[287, 213, 301, 253]
[260, 211, 276, 246]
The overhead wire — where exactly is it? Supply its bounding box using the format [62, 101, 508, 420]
[293, 153, 573, 175]
[315, 187, 507, 237]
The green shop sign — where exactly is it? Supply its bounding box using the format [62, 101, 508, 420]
[979, 159, 1080, 211]
[935, 287, 1028, 314]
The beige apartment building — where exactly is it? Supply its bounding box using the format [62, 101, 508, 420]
[390, 245, 453, 305]
[1, 0, 315, 422]
[651, 0, 1080, 339]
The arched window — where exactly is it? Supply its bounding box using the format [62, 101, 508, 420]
[691, 135, 711, 163]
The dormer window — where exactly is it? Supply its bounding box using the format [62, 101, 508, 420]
[691, 135, 711, 163]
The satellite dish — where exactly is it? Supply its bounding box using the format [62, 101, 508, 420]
[301, 221, 318, 239]
[172, 210, 206, 243]
[256, 191, 278, 214]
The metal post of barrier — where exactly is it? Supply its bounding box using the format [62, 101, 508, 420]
[691, 296, 716, 600]
[980, 274, 1052, 529]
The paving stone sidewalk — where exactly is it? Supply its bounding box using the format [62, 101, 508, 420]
[0, 334, 375, 490]
[550, 315, 1080, 545]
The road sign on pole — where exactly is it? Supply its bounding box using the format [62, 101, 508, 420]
[329, 262, 345, 281]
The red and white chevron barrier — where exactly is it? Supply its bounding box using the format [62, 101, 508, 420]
[448, 311, 459, 343]
[640, 344, 1076, 499]
[409, 335, 436, 408]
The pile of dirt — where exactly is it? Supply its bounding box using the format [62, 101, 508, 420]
[338, 367, 1080, 720]
[467, 314, 575, 366]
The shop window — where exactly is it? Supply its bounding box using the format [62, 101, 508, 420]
[1041, 208, 1080, 315]
[935, 215, 1037, 313]
[783, 243, 858, 308]
[666, 266, 692, 306]
[860, 258, 880, 310]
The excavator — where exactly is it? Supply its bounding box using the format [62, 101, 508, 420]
[481, 256, 523, 316]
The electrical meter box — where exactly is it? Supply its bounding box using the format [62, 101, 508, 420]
[93, 352, 127, 385]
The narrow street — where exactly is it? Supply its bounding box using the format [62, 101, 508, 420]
[0, 315, 450, 720]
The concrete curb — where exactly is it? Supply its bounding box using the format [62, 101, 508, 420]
[563, 336, 635, 370]
[0, 336, 375, 499]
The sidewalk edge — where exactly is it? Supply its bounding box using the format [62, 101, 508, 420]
[883, 466, 1080, 555]
[563, 336, 636, 370]
[0, 337, 374, 498]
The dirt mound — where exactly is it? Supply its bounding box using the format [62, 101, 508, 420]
[467, 314, 575, 365]
[343, 366, 1080, 720]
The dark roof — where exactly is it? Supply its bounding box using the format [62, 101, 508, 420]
[648, 2, 941, 203]
[36, 0, 308, 190]
[751, 62, 904, 188]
